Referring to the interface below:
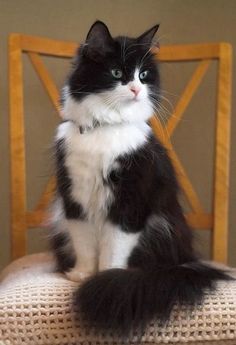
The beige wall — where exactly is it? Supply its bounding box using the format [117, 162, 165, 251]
[0, 0, 235, 270]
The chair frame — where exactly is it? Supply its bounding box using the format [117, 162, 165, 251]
[9, 34, 232, 263]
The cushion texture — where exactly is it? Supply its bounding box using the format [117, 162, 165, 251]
[0, 254, 236, 345]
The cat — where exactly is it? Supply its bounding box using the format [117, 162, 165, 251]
[50, 21, 230, 335]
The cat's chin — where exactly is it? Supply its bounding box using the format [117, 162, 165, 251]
[128, 98, 142, 104]
[118, 99, 153, 123]
[62, 89, 153, 128]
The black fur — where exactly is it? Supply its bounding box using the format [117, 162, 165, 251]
[50, 137, 83, 272]
[66, 21, 160, 107]
[50, 231, 76, 273]
[75, 133, 231, 335]
[107, 135, 181, 233]
[76, 264, 230, 336]
[55, 137, 85, 220]
[55, 21, 231, 336]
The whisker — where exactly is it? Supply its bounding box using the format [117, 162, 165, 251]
[151, 105, 171, 143]
[159, 88, 179, 98]
[71, 91, 91, 95]
[157, 94, 175, 111]
[149, 93, 181, 122]
[139, 48, 152, 69]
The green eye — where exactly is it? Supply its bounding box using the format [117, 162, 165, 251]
[139, 70, 149, 80]
[111, 69, 123, 79]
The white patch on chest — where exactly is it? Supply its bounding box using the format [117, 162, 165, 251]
[56, 121, 150, 225]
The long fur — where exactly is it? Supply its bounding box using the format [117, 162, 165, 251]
[75, 191, 231, 335]
[76, 263, 229, 335]
[50, 20, 232, 336]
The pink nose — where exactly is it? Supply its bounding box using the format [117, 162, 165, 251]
[130, 86, 141, 97]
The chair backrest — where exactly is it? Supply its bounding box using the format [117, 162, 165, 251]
[9, 34, 232, 263]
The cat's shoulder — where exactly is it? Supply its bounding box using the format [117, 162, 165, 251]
[139, 131, 167, 156]
[55, 120, 76, 142]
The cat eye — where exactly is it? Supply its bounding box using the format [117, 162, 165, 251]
[111, 69, 123, 79]
[139, 70, 149, 80]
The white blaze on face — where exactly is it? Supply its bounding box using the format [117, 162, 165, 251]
[110, 68, 148, 104]
[96, 67, 152, 123]
[127, 69, 145, 100]
[62, 68, 153, 126]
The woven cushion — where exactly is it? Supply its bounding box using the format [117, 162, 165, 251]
[0, 254, 236, 345]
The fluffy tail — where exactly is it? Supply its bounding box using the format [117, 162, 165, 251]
[74, 261, 231, 335]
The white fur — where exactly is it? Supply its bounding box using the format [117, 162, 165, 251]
[99, 222, 140, 270]
[64, 219, 140, 281]
[62, 220, 140, 282]
[65, 219, 97, 281]
[62, 68, 153, 127]
[54, 71, 153, 281]
[57, 120, 150, 224]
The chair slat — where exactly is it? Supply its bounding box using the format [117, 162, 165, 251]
[20, 34, 77, 57]
[156, 43, 221, 61]
[28, 52, 61, 114]
[9, 34, 27, 259]
[213, 43, 232, 263]
[186, 213, 213, 229]
[166, 60, 211, 135]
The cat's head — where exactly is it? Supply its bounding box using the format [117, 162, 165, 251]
[62, 21, 160, 129]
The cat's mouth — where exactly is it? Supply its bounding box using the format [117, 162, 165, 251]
[131, 94, 140, 101]
[126, 95, 142, 103]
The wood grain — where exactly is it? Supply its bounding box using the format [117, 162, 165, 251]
[19, 34, 221, 61]
[20, 34, 77, 57]
[9, 34, 27, 259]
[155, 43, 221, 61]
[212, 43, 232, 263]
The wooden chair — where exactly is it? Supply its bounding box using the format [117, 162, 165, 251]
[9, 33, 232, 264]
[4, 33, 236, 345]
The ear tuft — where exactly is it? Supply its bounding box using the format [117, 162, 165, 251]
[137, 24, 160, 47]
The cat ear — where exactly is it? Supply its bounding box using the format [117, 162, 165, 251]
[137, 24, 160, 48]
[84, 21, 114, 59]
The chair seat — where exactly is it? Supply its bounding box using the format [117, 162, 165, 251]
[0, 254, 236, 345]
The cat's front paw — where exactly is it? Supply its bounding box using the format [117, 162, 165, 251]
[65, 269, 93, 282]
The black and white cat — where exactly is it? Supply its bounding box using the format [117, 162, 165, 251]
[50, 21, 229, 335]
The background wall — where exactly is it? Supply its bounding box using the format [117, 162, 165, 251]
[0, 0, 235, 270]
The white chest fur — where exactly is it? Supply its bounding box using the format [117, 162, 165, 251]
[56, 121, 150, 224]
